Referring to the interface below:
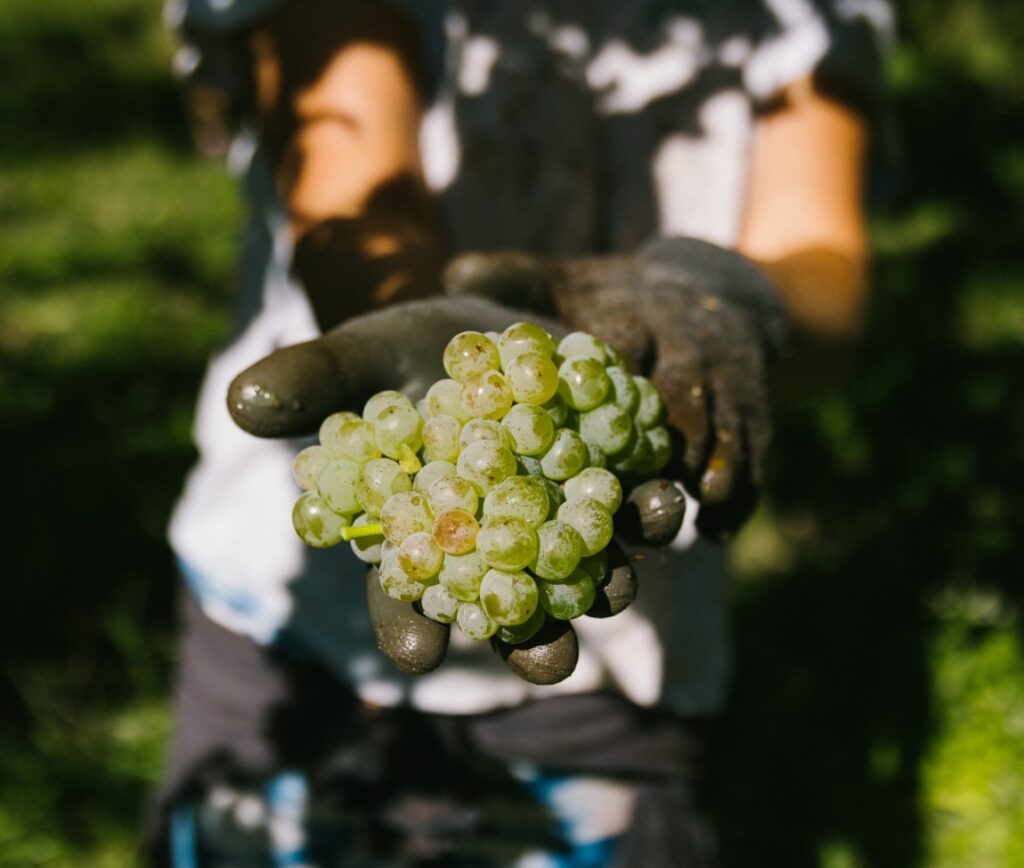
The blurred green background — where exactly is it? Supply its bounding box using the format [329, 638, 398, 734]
[1, 0, 1021, 865]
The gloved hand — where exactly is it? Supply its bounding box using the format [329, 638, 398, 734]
[444, 236, 787, 539]
[228, 295, 669, 683]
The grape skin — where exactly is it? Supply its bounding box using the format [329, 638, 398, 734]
[563, 467, 623, 514]
[538, 567, 596, 620]
[398, 531, 445, 580]
[483, 476, 550, 528]
[531, 520, 585, 581]
[379, 491, 434, 544]
[556, 497, 614, 556]
[456, 440, 517, 495]
[292, 445, 331, 491]
[355, 458, 412, 517]
[476, 516, 539, 571]
[432, 508, 480, 555]
[439, 551, 488, 601]
[456, 601, 498, 640]
[480, 569, 539, 626]
[443, 331, 501, 383]
[420, 584, 460, 624]
[292, 491, 349, 548]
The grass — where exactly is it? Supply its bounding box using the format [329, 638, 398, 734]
[1, 0, 1022, 866]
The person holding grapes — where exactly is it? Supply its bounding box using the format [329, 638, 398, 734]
[154, 0, 891, 864]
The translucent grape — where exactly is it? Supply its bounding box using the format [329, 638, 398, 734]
[556, 497, 614, 556]
[456, 601, 498, 640]
[420, 584, 460, 624]
[292, 491, 349, 548]
[425, 378, 471, 421]
[538, 477, 565, 516]
[501, 403, 555, 456]
[557, 356, 611, 411]
[460, 418, 513, 451]
[355, 458, 412, 516]
[374, 403, 423, 461]
[363, 390, 413, 423]
[645, 426, 672, 472]
[539, 429, 588, 481]
[318, 411, 362, 454]
[563, 467, 623, 514]
[605, 345, 629, 370]
[443, 331, 502, 383]
[456, 440, 517, 494]
[379, 554, 428, 602]
[461, 370, 514, 420]
[633, 376, 665, 429]
[380, 491, 434, 544]
[578, 403, 634, 456]
[332, 420, 381, 464]
[609, 430, 654, 473]
[498, 322, 555, 369]
[504, 352, 559, 404]
[476, 516, 538, 571]
[422, 415, 461, 463]
[517, 455, 544, 477]
[398, 531, 444, 580]
[585, 440, 607, 469]
[413, 461, 456, 495]
[496, 606, 546, 644]
[606, 366, 640, 415]
[439, 550, 488, 601]
[427, 474, 478, 516]
[578, 551, 609, 586]
[557, 331, 607, 363]
[531, 519, 585, 581]
[350, 513, 386, 564]
[416, 397, 430, 420]
[483, 476, 551, 528]
[431, 508, 480, 555]
[316, 459, 362, 515]
[480, 569, 539, 626]
[292, 445, 330, 491]
[542, 395, 569, 427]
[538, 567, 596, 620]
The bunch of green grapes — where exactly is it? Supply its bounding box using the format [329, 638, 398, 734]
[290, 322, 671, 646]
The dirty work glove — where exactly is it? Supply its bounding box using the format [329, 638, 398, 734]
[445, 236, 787, 539]
[228, 296, 663, 684]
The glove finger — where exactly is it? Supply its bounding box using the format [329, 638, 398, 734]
[616, 479, 687, 547]
[228, 296, 564, 437]
[443, 250, 558, 315]
[366, 570, 450, 675]
[587, 541, 639, 617]
[698, 362, 745, 505]
[494, 618, 579, 685]
[649, 347, 710, 480]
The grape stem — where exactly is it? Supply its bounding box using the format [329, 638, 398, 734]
[340, 523, 384, 541]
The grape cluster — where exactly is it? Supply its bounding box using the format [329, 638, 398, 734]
[290, 322, 670, 646]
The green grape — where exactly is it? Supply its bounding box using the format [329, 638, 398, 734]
[578, 403, 634, 456]
[557, 356, 611, 411]
[350, 513, 386, 564]
[538, 566, 596, 620]
[425, 378, 471, 421]
[440, 550, 488, 601]
[585, 439, 607, 469]
[480, 569, 539, 626]
[416, 397, 431, 420]
[318, 411, 362, 454]
[422, 415, 461, 463]
[461, 370, 514, 420]
[420, 584, 460, 624]
[605, 345, 629, 370]
[531, 519, 585, 581]
[501, 403, 555, 456]
[645, 425, 672, 472]
[413, 461, 456, 495]
[363, 390, 413, 423]
[504, 352, 559, 404]
[563, 467, 623, 513]
[332, 420, 381, 464]
[355, 458, 412, 516]
[398, 531, 444, 580]
[538, 477, 565, 516]
[432, 508, 480, 555]
[498, 322, 555, 369]
[292, 491, 349, 547]
[496, 605, 546, 644]
[633, 376, 665, 429]
[476, 516, 539, 571]
[427, 474, 478, 516]
[542, 394, 569, 427]
[379, 553, 428, 602]
[456, 440, 517, 494]
[374, 403, 423, 461]
[557, 331, 607, 363]
[483, 476, 550, 528]
[292, 445, 331, 491]
[556, 497, 614, 556]
[578, 551, 609, 586]
[539, 429, 588, 481]
[456, 601, 498, 640]
[609, 429, 654, 473]
[443, 331, 501, 383]
[460, 418, 513, 451]
[380, 491, 434, 544]
[517, 455, 544, 477]
[605, 366, 640, 415]
[316, 459, 362, 515]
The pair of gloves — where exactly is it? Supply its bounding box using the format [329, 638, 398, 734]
[229, 237, 786, 683]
